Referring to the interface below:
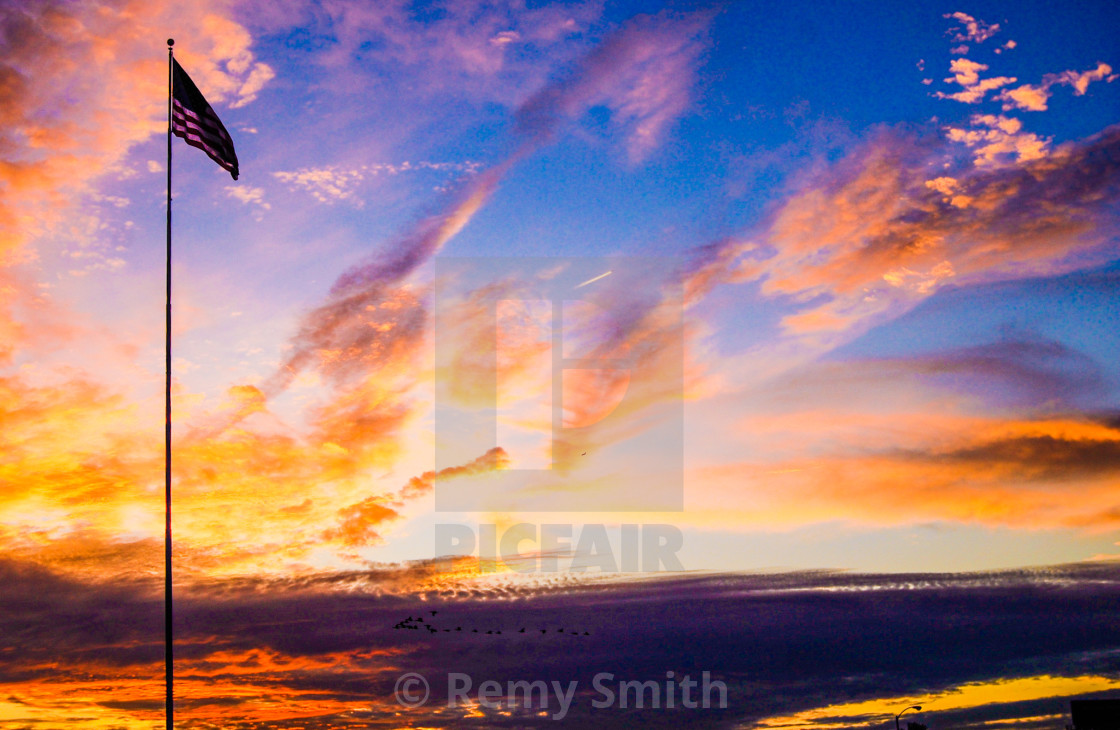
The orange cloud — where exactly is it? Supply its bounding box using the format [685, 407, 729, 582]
[0, 0, 271, 261]
[0, 1, 277, 543]
[686, 125, 1120, 344]
[0, 7, 718, 589]
[0, 640, 399, 728]
[0, 3, 276, 479]
[325, 447, 510, 547]
[945, 114, 1050, 165]
[0, 357, 424, 581]
[933, 58, 1016, 104]
[256, 6, 711, 409]
[998, 62, 1117, 112]
[691, 400, 1120, 531]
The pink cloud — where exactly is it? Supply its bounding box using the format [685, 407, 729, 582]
[998, 62, 1117, 112]
[997, 84, 1050, 112]
[235, 9, 713, 415]
[325, 447, 510, 547]
[933, 58, 1016, 104]
[943, 12, 1000, 44]
[0, 0, 272, 357]
[945, 114, 1050, 165]
[515, 9, 711, 162]
[683, 124, 1120, 341]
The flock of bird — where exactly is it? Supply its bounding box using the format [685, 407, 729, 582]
[393, 611, 592, 637]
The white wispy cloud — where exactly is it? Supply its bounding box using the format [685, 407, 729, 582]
[226, 186, 271, 219]
[272, 161, 482, 204]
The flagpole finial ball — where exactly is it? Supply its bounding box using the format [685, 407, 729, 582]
[167, 38, 174, 47]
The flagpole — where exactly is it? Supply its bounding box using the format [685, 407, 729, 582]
[165, 37, 175, 730]
[162, 47, 239, 729]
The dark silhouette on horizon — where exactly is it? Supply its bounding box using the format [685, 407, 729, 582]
[392, 613, 591, 638]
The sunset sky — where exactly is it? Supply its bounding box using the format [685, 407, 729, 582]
[2, 0, 1119, 727]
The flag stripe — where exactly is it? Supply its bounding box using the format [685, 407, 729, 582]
[172, 103, 234, 142]
[171, 114, 232, 149]
[172, 109, 235, 158]
[172, 107, 230, 141]
[171, 59, 239, 180]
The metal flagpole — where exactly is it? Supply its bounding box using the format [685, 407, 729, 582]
[165, 37, 175, 730]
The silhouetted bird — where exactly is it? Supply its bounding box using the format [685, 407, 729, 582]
[519, 628, 526, 633]
[431, 610, 437, 616]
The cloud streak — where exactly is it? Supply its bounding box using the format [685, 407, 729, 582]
[197, 8, 715, 456]
[325, 447, 510, 547]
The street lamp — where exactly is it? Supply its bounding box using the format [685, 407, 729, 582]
[895, 704, 922, 730]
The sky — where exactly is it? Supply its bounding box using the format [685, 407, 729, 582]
[1, 0, 1119, 727]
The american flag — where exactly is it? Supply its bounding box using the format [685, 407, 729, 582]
[171, 59, 239, 180]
